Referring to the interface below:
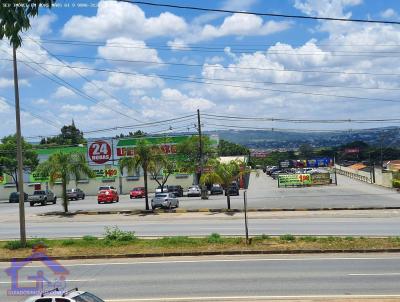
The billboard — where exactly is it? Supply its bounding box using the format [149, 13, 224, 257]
[87, 139, 114, 166]
[311, 173, 331, 185]
[278, 174, 312, 186]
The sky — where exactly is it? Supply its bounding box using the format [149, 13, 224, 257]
[1, 0, 400, 140]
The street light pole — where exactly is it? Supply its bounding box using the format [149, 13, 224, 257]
[13, 46, 27, 246]
[197, 109, 207, 199]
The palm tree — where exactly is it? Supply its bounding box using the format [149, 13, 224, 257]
[36, 152, 95, 213]
[200, 160, 246, 209]
[119, 140, 156, 210]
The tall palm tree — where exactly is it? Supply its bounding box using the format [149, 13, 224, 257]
[119, 139, 156, 210]
[36, 152, 95, 213]
[200, 160, 246, 209]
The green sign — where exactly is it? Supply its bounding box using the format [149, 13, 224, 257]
[278, 174, 312, 186]
[29, 172, 50, 183]
[93, 167, 119, 179]
[311, 173, 331, 185]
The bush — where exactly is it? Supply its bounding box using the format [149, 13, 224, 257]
[345, 236, 355, 241]
[83, 235, 98, 242]
[279, 234, 296, 242]
[393, 179, 400, 188]
[207, 233, 223, 244]
[61, 239, 76, 246]
[104, 226, 136, 242]
[300, 236, 317, 242]
[5, 239, 47, 250]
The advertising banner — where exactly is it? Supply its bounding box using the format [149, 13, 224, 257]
[311, 173, 331, 185]
[29, 172, 50, 183]
[278, 174, 312, 186]
[92, 167, 119, 179]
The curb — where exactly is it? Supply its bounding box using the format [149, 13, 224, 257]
[40, 206, 400, 216]
[3, 248, 400, 262]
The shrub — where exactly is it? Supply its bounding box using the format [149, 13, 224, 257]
[61, 239, 76, 246]
[300, 236, 318, 242]
[83, 235, 98, 242]
[345, 236, 355, 241]
[104, 226, 136, 242]
[279, 234, 296, 242]
[5, 239, 48, 250]
[393, 179, 400, 188]
[207, 233, 223, 243]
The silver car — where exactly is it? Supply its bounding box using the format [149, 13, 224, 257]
[151, 192, 179, 210]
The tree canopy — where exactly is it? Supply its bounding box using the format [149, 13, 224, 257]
[218, 139, 249, 156]
[0, 135, 38, 189]
[40, 121, 85, 145]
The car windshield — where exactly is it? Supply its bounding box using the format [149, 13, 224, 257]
[133, 187, 143, 191]
[99, 187, 110, 191]
[67, 189, 73, 192]
[155, 193, 168, 197]
[34, 191, 45, 195]
[73, 292, 105, 302]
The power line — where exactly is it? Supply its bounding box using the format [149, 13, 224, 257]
[35, 39, 400, 57]
[202, 114, 400, 124]
[4, 56, 400, 104]
[21, 51, 400, 78]
[118, 1, 400, 25]
[3, 57, 400, 93]
[24, 34, 145, 123]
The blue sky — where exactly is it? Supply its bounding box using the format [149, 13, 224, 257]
[1, 0, 400, 139]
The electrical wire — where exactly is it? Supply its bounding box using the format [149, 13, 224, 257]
[117, 0, 400, 25]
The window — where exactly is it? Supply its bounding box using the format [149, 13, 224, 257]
[55, 299, 70, 302]
[35, 299, 52, 302]
[73, 292, 105, 302]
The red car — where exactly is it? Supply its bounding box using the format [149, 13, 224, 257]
[130, 187, 145, 199]
[97, 186, 119, 204]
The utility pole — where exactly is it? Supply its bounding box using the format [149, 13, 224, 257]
[13, 46, 26, 246]
[197, 109, 207, 199]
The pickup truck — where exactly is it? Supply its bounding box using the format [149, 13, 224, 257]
[28, 190, 57, 207]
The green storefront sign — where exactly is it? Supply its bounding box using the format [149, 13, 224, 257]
[278, 174, 312, 186]
[29, 172, 51, 183]
[93, 167, 119, 179]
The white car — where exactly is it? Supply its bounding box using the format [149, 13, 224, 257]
[187, 185, 201, 197]
[24, 289, 104, 302]
[151, 192, 179, 210]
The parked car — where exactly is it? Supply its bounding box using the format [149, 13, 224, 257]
[155, 185, 169, 193]
[28, 190, 57, 206]
[187, 185, 201, 197]
[210, 184, 223, 195]
[151, 192, 179, 210]
[168, 185, 184, 197]
[130, 187, 145, 199]
[97, 186, 119, 204]
[24, 289, 105, 302]
[9, 192, 28, 203]
[66, 188, 85, 200]
[225, 182, 239, 196]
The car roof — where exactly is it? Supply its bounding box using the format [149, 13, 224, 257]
[26, 290, 87, 301]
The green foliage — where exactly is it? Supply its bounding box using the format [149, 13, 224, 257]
[35, 152, 95, 212]
[345, 236, 355, 241]
[5, 238, 47, 250]
[393, 179, 400, 188]
[0, 0, 54, 48]
[40, 121, 85, 145]
[218, 139, 249, 156]
[207, 233, 223, 243]
[299, 236, 318, 242]
[104, 226, 136, 242]
[279, 234, 296, 242]
[298, 143, 314, 158]
[0, 135, 39, 189]
[115, 130, 146, 139]
[61, 239, 76, 246]
[83, 235, 98, 242]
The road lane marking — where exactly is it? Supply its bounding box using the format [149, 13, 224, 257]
[104, 294, 400, 301]
[2, 255, 399, 268]
[349, 273, 400, 276]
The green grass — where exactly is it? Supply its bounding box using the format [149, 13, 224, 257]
[279, 234, 296, 242]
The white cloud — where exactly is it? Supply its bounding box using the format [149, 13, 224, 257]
[29, 14, 57, 36]
[33, 98, 49, 105]
[52, 87, 76, 99]
[0, 98, 12, 113]
[380, 8, 398, 20]
[294, 0, 363, 18]
[62, 1, 188, 40]
[0, 78, 29, 88]
[97, 38, 162, 67]
[61, 104, 88, 112]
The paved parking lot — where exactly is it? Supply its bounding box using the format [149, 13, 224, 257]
[0, 173, 399, 216]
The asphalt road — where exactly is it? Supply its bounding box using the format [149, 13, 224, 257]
[1, 174, 399, 217]
[1, 215, 400, 239]
[1, 254, 400, 301]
